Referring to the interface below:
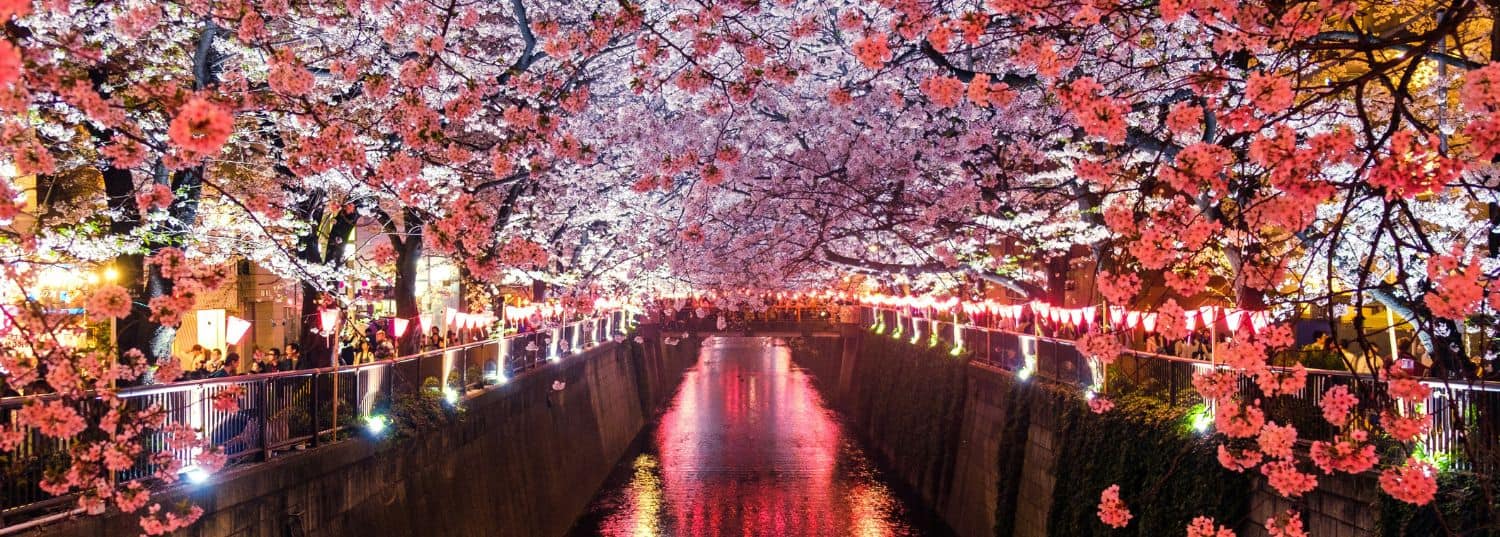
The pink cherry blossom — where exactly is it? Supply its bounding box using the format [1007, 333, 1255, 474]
[1265, 510, 1307, 537]
[1260, 460, 1318, 498]
[1077, 330, 1123, 365]
[1309, 430, 1378, 474]
[1214, 399, 1266, 438]
[1319, 385, 1358, 427]
[17, 400, 88, 439]
[919, 75, 965, 108]
[1246, 72, 1294, 113]
[168, 97, 234, 157]
[1187, 516, 1237, 537]
[1379, 458, 1438, 506]
[1192, 369, 1239, 401]
[1217, 445, 1263, 472]
[851, 33, 892, 70]
[0, 40, 20, 87]
[1088, 396, 1114, 414]
[1380, 410, 1431, 443]
[1096, 484, 1133, 528]
[1256, 422, 1298, 460]
[86, 284, 134, 321]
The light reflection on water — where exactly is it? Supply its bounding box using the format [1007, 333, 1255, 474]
[569, 337, 946, 537]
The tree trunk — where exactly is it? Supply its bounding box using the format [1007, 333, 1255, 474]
[104, 22, 219, 364]
[392, 210, 424, 355]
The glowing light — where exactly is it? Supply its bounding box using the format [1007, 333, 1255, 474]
[180, 465, 211, 485]
[443, 387, 460, 406]
[226, 316, 252, 344]
[318, 309, 340, 332]
[1187, 404, 1213, 433]
[102, 266, 119, 282]
[484, 370, 508, 385]
[392, 317, 410, 338]
[365, 414, 389, 435]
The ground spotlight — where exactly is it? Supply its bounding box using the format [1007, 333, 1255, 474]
[366, 414, 390, 435]
[180, 465, 211, 485]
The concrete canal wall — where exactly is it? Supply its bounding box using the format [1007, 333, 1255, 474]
[793, 327, 1382, 537]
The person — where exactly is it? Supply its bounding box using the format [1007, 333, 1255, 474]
[259, 348, 282, 373]
[281, 344, 299, 371]
[1388, 337, 1417, 376]
[209, 353, 239, 378]
[339, 333, 358, 366]
[1305, 331, 1331, 351]
[353, 341, 376, 364]
[374, 330, 395, 360]
[1142, 333, 1164, 354]
[1300, 332, 1345, 370]
[181, 344, 205, 378]
[426, 327, 443, 350]
[204, 348, 224, 377]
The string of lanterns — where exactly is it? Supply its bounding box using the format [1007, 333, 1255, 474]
[859, 294, 1275, 334]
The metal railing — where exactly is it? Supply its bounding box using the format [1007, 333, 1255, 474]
[0, 310, 630, 521]
[858, 307, 1500, 471]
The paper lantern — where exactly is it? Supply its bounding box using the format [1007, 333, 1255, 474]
[1068, 308, 1083, 326]
[1110, 306, 1126, 327]
[1198, 305, 1219, 324]
[1125, 311, 1141, 329]
[1142, 313, 1158, 333]
[226, 316, 252, 344]
[1083, 306, 1097, 327]
[420, 315, 432, 334]
[1250, 311, 1270, 332]
[318, 309, 340, 332]
[1225, 310, 1246, 332]
[446, 307, 459, 327]
[392, 317, 410, 338]
[1183, 310, 1199, 332]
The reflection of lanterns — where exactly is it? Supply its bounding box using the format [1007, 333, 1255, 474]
[392, 318, 410, 338]
[226, 316, 252, 344]
[319, 309, 340, 332]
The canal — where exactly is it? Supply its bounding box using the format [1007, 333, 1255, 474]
[568, 337, 951, 537]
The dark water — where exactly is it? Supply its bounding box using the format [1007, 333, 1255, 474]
[568, 337, 950, 537]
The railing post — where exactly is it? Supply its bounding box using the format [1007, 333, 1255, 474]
[1169, 362, 1178, 407]
[258, 380, 270, 461]
[310, 373, 321, 448]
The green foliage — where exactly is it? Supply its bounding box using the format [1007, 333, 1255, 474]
[1046, 390, 1251, 536]
[1378, 471, 1499, 537]
[383, 376, 462, 439]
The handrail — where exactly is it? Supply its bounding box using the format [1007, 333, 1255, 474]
[857, 306, 1496, 471]
[0, 321, 615, 408]
[866, 306, 1500, 387]
[0, 310, 633, 523]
